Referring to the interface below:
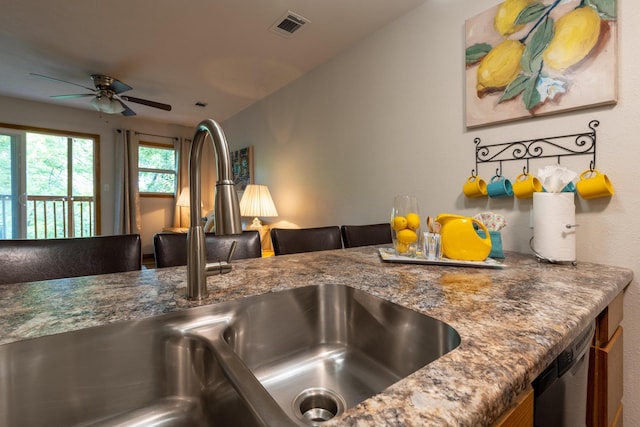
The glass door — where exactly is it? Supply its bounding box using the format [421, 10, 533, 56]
[0, 128, 97, 239]
[0, 132, 21, 239]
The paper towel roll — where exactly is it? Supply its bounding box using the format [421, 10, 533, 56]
[533, 193, 576, 261]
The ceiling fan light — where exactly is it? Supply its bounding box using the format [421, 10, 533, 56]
[108, 98, 125, 114]
[89, 96, 103, 112]
[89, 95, 124, 114]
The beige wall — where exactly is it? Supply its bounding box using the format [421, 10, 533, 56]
[222, 0, 640, 424]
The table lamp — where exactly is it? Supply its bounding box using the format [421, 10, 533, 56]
[176, 188, 191, 228]
[240, 184, 278, 229]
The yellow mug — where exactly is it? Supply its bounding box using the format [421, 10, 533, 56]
[576, 169, 614, 199]
[513, 173, 542, 199]
[462, 176, 487, 198]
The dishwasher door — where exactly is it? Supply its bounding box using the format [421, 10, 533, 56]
[533, 321, 595, 427]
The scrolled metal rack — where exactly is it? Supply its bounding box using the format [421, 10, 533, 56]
[470, 120, 599, 177]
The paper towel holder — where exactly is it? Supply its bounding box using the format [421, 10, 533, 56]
[529, 237, 578, 266]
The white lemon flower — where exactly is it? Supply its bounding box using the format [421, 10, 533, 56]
[537, 76, 566, 102]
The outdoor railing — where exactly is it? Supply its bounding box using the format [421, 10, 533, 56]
[0, 194, 94, 239]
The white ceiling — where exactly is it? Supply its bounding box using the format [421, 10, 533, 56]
[0, 0, 425, 126]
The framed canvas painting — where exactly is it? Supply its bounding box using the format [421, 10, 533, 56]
[231, 145, 254, 192]
[465, 0, 617, 128]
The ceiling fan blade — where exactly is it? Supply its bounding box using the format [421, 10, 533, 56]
[30, 73, 96, 92]
[110, 79, 133, 94]
[117, 99, 137, 117]
[51, 93, 94, 99]
[120, 95, 172, 111]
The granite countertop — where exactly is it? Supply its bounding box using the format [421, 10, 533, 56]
[0, 248, 632, 426]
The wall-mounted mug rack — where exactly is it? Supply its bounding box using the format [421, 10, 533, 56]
[470, 119, 599, 178]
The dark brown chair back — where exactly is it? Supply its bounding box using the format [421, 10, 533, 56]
[153, 230, 261, 268]
[270, 226, 342, 256]
[341, 223, 392, 248]
[0, 234, 142, 285]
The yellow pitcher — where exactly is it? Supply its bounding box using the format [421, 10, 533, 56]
[435, 214, 492, 261]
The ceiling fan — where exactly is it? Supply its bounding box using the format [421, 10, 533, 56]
[30, 73, 172, 116]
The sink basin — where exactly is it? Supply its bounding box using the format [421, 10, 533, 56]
[0, 284, 459, 427]
[0, 307, 252, 427]
[222, 284, 461, 425]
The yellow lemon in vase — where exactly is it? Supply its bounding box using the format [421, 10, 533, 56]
[392, 216, 408, 231]
[397, 229, 418, 244]
[395, 241, 410, 254]
[405, 212, 421, 231]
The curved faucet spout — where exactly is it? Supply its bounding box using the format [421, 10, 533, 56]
[187, 119, 242, 300]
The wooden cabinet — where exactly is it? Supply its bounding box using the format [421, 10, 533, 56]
[493, 386, 534, 427]
[587, 291, 624, 427]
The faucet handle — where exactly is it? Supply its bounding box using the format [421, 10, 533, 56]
[226, 240, 238, 263]
[205, 240, 238, 276]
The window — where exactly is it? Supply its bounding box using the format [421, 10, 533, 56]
[138, 142, 177, 196]
[0, 124, 100, 239]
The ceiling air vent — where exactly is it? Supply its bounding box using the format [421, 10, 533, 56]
[270, 11, 311, 38]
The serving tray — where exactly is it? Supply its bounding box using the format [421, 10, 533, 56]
[378, 248, 505, 269]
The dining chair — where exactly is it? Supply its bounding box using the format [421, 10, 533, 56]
[153, 230, 261, 268]
[0, 234, 142, 285]
[340, 223, 392, 248]
[270, 226, 342, 256]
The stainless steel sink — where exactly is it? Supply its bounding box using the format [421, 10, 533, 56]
[0, 308, 256, 427]
[222, 284, 461, 425]
[0, 284, 460, 427]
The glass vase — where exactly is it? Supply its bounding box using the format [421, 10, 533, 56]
[390, 195, 421, 257]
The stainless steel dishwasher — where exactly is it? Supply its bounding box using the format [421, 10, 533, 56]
[533, 321, 595, 427]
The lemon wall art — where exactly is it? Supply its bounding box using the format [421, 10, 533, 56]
[231, 145, 254, 192]
[465, 0, 617, 128]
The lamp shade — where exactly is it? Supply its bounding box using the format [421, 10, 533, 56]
[176, 188, 190, 207]
[240, 185, 278, 218]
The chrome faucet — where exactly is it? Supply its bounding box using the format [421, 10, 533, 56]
[187, 119, 242, 300]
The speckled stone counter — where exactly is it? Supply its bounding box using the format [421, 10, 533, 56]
[0, 249, 632, 426]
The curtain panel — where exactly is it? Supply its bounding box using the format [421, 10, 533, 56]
[172, 137, 190, 227]
[113, 129, 141, 235]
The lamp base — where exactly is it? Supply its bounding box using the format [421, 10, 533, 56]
[246, 218, 273, 252]
[249, 217, 263, 229]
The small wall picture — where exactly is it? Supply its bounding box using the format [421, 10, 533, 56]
[465, 0, 617, 128]
[231, 146, 254, 192]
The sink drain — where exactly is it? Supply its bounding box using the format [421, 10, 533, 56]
[293, 387, 346, 425]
